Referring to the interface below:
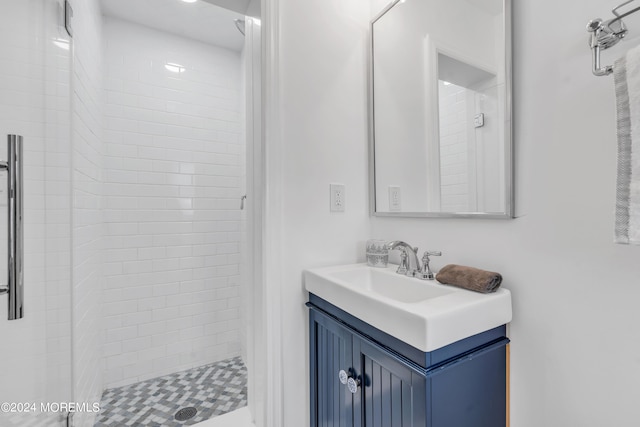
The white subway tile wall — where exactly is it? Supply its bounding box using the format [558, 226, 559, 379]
[71, 0, 105, 426]
[438, 81, 471, 212]
[102, 18, 244, 388]
[238, 43, 248, 365]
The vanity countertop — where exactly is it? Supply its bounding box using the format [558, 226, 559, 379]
[304, 263, 512, 352]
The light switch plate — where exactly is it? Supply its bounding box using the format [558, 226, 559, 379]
[389, 186, 401, 211]
[474, 113, 484, 128]
[330, 184, 345, 212]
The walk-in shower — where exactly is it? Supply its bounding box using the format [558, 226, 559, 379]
[0, 0, 261, 425]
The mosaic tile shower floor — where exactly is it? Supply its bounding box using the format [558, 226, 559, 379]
[94, 356, 247, 426]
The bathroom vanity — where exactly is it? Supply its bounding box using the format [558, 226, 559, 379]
[306, 0, 515, 421]
[305, 264, 512, 427]
[308, 296, 508, 427]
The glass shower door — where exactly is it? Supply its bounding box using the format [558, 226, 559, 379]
[0, 0, 73, 426]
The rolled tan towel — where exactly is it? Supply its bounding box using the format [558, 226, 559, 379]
[435, 264, 502, 293]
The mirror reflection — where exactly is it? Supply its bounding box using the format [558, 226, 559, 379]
[371, 0, 511, 217]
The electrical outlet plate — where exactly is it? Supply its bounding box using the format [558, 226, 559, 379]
[389, 186, 401, 211]
[330, 184, 345, 212]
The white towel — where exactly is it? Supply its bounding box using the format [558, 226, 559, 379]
[613, 44, 640, 245]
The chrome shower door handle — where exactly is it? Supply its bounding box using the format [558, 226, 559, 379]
[0, 135, 24, 320]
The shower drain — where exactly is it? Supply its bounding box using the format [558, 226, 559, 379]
[174, 406, 198, 421]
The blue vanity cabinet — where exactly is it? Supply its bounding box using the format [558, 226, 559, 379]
[311, 305, 359, 426]
[357, 337, 427, 426]
[308, 294, 509, 427]
[310, 306, 426, 427]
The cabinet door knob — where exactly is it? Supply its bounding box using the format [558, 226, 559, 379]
[338, 370, 348, 385]
[347, 377, 361, 394]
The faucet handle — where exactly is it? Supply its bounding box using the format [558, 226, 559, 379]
[421, 251, 441, 266]
[396, 249, 409, 275]
[417, 250, 442, 280]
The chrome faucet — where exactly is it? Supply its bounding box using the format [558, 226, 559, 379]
[387, 241, 442, 280]
[387, 241, 421, 277]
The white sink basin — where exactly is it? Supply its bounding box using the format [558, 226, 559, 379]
[304, 263, 512, 352]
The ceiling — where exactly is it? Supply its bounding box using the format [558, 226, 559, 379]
[465, 0, 503, 16]
[202, 0, 253, 16]
[100, 0, 246, 52]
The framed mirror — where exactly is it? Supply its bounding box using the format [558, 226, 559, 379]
[369, 0, 513, 218]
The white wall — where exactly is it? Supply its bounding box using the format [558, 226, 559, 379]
[278, 0, 372, 425]
[101, 18, 244, 388]
[370, 1, 640, 426]
[473, 80, 503, 212]
[373, 5, 429, 212]
[246, 0, 261, 18]
[70, 0, 105, 425]
[278, 0, 640, 425]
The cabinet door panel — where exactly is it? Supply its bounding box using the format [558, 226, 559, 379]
[428, 341, 507, 427]
[358, 339, 426, 427]
[311, 311, 356, 427]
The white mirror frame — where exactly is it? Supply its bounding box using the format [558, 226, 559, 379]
[368, 0, 514, 219]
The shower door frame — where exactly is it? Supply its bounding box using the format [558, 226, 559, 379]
[254, 0, 285, 426]
[0, 1, 74, 426]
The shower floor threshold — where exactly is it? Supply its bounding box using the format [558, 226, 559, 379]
[192, 407, 254, 427]
[94, 356, 247, 426]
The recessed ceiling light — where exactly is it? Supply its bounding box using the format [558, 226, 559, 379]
[165, 63, 186, 73]
[181, 0, 198, 3]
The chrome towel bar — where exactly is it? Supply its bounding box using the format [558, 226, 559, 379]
[0, 135, 24, 320]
